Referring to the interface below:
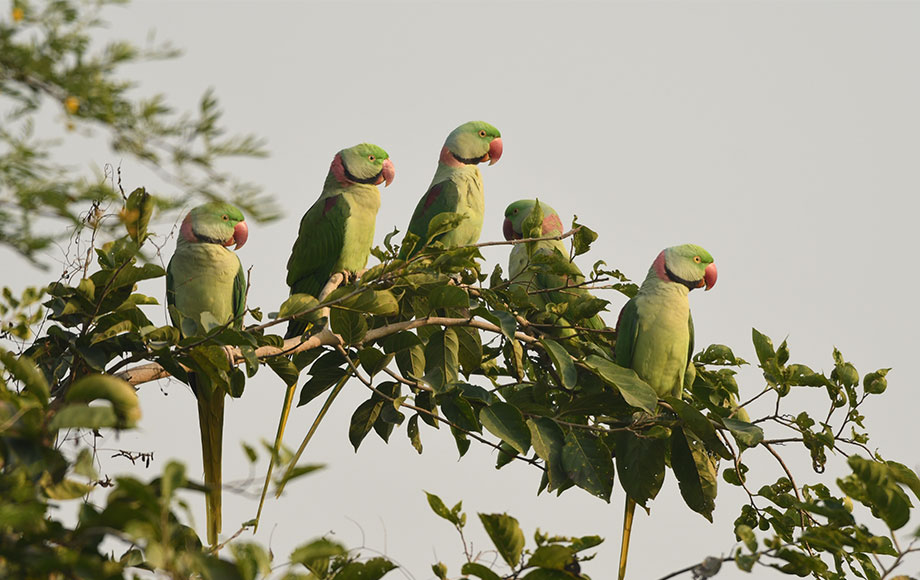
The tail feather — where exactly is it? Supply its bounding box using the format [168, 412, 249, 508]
[194, 373, 224, 548]
[254, 382, 297, 530]
[618, 497, 636, 580]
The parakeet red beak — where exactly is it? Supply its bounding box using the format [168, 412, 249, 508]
[378, 158, 396, 187]
[703, 262, 717, 291]
[484, 137, 503, 165]
[502, 217, 517, 241]
[225, 220, 249, 250]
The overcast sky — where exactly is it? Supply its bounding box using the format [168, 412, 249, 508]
[5, 1, 920, 578]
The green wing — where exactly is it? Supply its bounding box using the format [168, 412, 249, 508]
[402, 179, 461, 256]
[287, 195, 348, 298]
[286, 195, 348, 338]
[614, 298, 639, 368]
[232, 258, 246, 329]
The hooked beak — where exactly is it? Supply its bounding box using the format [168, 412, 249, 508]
[225, 220, 249, 250]
[703, 262, 717, 291]
[377, 158, 396, 187]
[502, 217, 517, 241]
[483, 137, 503, 166]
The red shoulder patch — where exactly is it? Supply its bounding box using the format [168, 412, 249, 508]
[324, 195, 339, 215]
[423, 183, 443, 211]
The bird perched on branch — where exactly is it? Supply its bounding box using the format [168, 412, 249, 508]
[503, 199, 606, 332]
[400, 120, 502, 258]
[285, 143, 395, 339]
[166, 201, 249, 548]
[613, 243, 717, 579]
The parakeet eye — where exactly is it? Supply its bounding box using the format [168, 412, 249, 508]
[693, 256, 701, 263]
[478, 130, 487, 138]
[368, 154, 376, 162]
[513, 209, 518, 214]
[222, 215, 229, 221]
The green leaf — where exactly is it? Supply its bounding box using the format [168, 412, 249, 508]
[349, 398, 384, 452]
[331, 308, 367, 344]
[583, 355, 657, 413]
[720, 417, 764, 448]
[335, 557, 397, 580]
[429, 285, 470, 311]
[526, 544, 574, 570]
[751, 328, 775, 366]
[425, 491, 461, 525]
[289, 538, 346, 576]
[55, 373, 141, 429]
[562, 430, 614, 502]
[266, 356, 299, 387]
[456, 326, 483, 376]
[664, 397, 731, 460]
[473, 307, 517, 340]
[438, 392, 480, 433]
[887, 460, 920, 503]
[670, 427, 716, 521]
[527, 418, 568, 492]
[381, 331, 422, 354]
[613, 431, 666, 508]
[298, 352, 348, 407]
[840, 456, 912, 530]
[571, 220, 597, 257]
[41, 476, 92, 500]
[0, 350, 49, 403]
[540, 338, 576, 389]
[427, 211, 467, 241]
[423, 328, 459, 393]
[479, 402, 530, 454]
[461, 562, 502, 580]
[407, 414, 423, 454]
[278, 293, 319, 319]
[478, 513, 525, 568]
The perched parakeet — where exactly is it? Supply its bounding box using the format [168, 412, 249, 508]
[399, 121, 502, 258]
[255, 144, 394, 529]
[285, 143, 395, 339]
[503, 199, 605, 331]
[166, 202, 249, 548]
[613, 243, 717, 580]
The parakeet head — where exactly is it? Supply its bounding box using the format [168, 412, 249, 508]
[503, 199, 564, 240]
[652, 244, 717, 291]
[442, 121, 503, 166]
[331, 143, 395, 187]
[179, 202, 248, 249]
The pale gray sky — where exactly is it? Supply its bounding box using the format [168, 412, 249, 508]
[5, 1, 920, 578]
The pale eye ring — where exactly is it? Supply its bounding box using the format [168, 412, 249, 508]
[222, 215, 229, 221]
[478, 130, 487, 138]
[368, 154, 376, 162]
[693, 256, 701, 263]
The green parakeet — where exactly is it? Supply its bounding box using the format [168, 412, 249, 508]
[255, 144, 394, 529]
[613, 243, 717, 580]
[166, 201, 249, 548]
[285, 143, 395, 338]
[399, 121, 502, 258]
[503, 199, 605, 331]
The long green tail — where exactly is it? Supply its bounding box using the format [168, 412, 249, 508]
[254, 381, 297, 531]
[194, 374, 224, 549]
[275, 375, 349, 498]
[618, 497, 636, 580]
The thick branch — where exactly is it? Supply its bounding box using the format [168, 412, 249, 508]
[116, 315, 537, 387]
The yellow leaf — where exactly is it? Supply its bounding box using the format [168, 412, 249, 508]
[12, 7, 24, 22]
